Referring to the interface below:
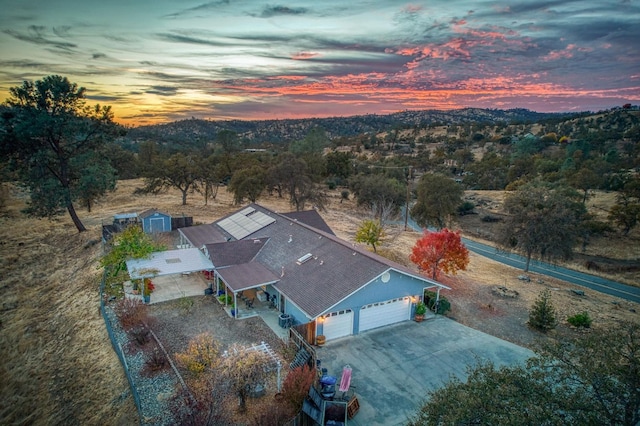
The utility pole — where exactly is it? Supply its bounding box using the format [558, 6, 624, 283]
[404, 166, 412, 231]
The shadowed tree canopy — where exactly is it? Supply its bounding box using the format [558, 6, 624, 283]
[411, 173, 464, 229]
[409, 322, 640, 426]
[228, 165, 266, 204]
[142, 152, 200, 205]
[497, 181, 586, 271]
[349, 173, 405, 217]
[0, 75, 121, 232]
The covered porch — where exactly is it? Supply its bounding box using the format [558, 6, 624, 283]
[214, 261, 281, 318]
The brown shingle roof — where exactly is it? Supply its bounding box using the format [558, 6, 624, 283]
[281, 210, 335, 235]
[216, 262, 280, 292]
[212, 204, 446, 318]
[204, 238, 267, 267]
[179, 224, 226, 249]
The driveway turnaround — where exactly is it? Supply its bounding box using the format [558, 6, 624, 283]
[315, 316, 534, 426]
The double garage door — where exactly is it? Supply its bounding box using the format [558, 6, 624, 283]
[359, 297, 411, 332]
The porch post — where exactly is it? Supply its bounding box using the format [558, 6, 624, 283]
[436, 287, 441, 302]
[233, 293, 238, 318]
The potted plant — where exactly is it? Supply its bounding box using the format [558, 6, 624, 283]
[143, 278, 155, 304]
[131, 279, 140, 295]
[414, 301, 427, 322]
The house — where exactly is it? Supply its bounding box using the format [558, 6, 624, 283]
[139, 208, 172, 234]
[185, 204, 449, 343]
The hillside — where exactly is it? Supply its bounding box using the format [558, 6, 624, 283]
[126, 107, 573, 145]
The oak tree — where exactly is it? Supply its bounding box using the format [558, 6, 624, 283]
[497, 181, 585, 271]
[228, 165, 266, 204]
[411, 173, 463, 229]
[142, 152, 199, 205]
[1, 75, 120, 232]
[410, 228, 469, 280]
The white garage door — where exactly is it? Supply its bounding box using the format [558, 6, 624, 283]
[359, 297, 411, 332]
[322, 309, 353, 340]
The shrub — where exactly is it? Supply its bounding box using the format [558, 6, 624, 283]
[218, 294, 233, 305]
[424, 290, 451, 315]
[481, 215, 501, 223]
[528, 289, 558, 332]
[114, 297, 148, 330]
[457, 201, 475, 215]
[567, 312, 592, 328]
[282, 364, 316, 413]
[131, 326, 151, 346]
[145, 348, 168, 373]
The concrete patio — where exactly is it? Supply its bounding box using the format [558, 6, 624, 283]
[123, 272, 209, 304]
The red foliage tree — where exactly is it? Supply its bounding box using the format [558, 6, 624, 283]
[281, 364, 316, 414]
[410, 228, 469, 280]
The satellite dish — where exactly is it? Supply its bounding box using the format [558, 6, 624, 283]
[381, 271, 390, 283]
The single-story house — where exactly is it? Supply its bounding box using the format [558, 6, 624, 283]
[140, 208, 172, 234]
[183, 204, 449, 343]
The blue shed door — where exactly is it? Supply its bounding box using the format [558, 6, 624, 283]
[149, 217, 165, 233]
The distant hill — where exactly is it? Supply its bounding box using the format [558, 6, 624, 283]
[126, 108, 575, 146]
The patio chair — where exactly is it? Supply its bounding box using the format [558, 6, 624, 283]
[245, 298, 254, 309]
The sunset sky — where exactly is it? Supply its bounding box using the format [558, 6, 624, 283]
[1, 0, 639, 126]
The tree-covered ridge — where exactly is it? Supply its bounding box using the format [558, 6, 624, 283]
[125, 107, 573, 147]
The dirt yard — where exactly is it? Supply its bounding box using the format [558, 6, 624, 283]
[1, 179, 638, 425]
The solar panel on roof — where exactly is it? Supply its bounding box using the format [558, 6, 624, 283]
[252, 211, 275, 226]
[218, 208, 276, 240]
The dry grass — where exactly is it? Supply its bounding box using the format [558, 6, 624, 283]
[1, 179, 638, 424]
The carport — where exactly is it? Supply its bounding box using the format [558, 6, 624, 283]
[126, 248, 214, 304]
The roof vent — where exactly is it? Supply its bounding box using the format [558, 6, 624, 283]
[253, 239, 261, 244]
[288, 235, 293, 243]
[319, 260, 324, 265]
[281, 266, 285, 277]
[296, 253, 313, 264]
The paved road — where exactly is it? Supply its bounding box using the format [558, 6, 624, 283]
[401, 209, 640, 304]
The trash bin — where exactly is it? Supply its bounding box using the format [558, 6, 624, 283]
[278, 313, 291, 328]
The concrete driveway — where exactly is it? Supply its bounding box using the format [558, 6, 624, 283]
[315, 316, 534, 426]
